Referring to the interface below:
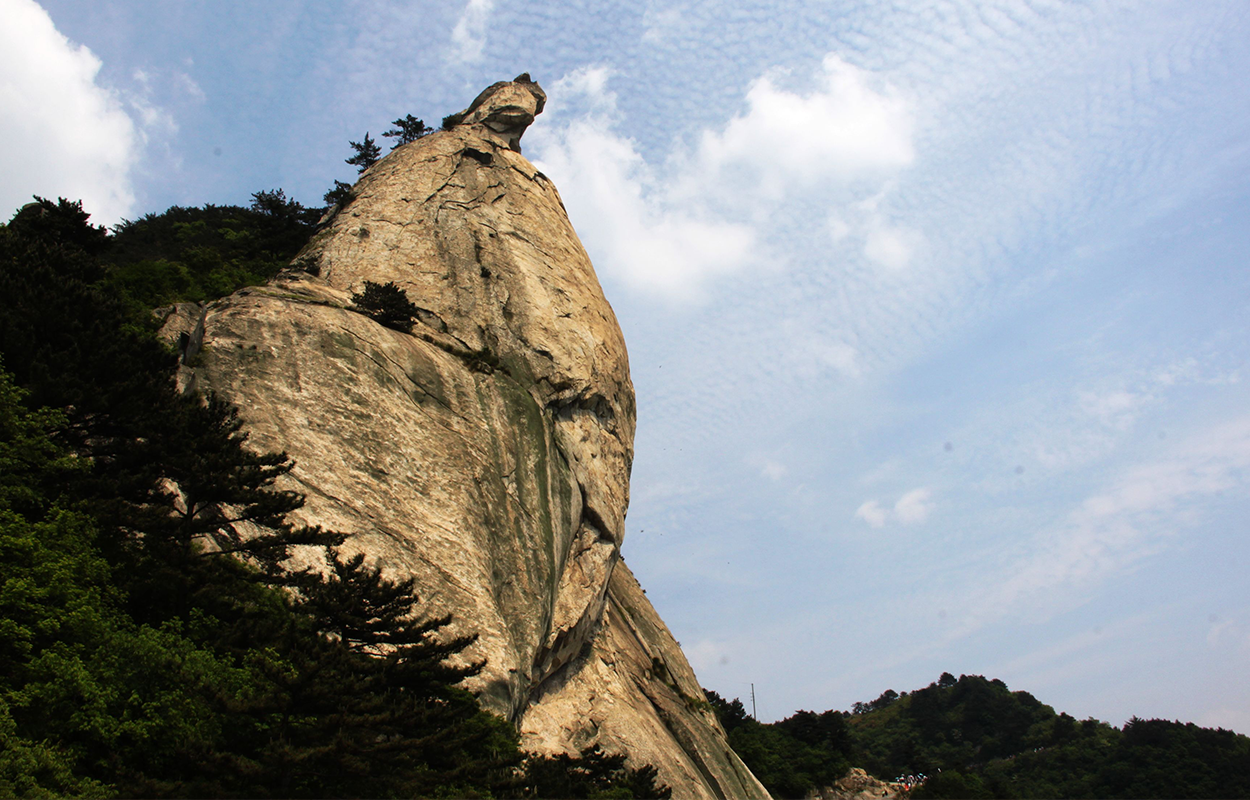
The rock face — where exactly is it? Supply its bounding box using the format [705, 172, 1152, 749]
[160, 76, 769, 800]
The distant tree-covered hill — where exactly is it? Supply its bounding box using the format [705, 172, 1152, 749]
[710, 673, 1250, 799]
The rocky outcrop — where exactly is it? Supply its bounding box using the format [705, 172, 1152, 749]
[814, 768, 906, 800]
[160, 76, 768, 800]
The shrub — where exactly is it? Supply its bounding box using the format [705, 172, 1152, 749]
[351, 280, 419, 333]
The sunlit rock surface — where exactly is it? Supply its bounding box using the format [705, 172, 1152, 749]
[160, 76, 769, 800]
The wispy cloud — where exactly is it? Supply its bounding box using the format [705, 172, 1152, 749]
[749, 454, 788, 482]
[855, 500, 889, 528]
[963, 414, 1250, 633]
[856, 488, 934, 528]
[640, 7, 683, 44]
[450, 0, 493, 65]
[1003, 354, 1244, 476]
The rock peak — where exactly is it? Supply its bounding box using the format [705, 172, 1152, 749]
[442, 73, 547, 152]
[160, 88, 770, 799]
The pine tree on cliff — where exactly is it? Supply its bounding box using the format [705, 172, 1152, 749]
[323, 179, 353, 208]
[345, 132, 381, 173]
[382, 114, 431, 148]
[351, 280, 419, 333]
[321, 133, 383, 208]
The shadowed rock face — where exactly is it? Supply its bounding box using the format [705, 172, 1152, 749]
[161, 76, 769, 800]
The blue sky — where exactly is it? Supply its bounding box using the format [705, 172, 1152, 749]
[3, 0, 1248, 730]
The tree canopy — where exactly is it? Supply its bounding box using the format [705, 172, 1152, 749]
[351, 280, 420, 333]
[345, 133, 381, 173]
[383, 114, 432, 147]
[709, 674, 1250, 799]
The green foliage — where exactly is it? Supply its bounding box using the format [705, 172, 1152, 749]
[0, 363, 263, 797]
[714, 672, 1250, 799]
[383, 114, 432, 147]
[0, 367, 112, 798]
[322, 180, 353, 209]
[518, 744, 672, 799]
[848, 675, 1056, 779]
[100, 192, 320, 309]
[0, 201, 490, 796]
[705, 691, 851, 799]
[852, 688, 901, 715]
[351, 280, 420, 333]
[957, 716, 1250, 799]
[7, 197, 109, 259]
[345, 132, 381, 173]
[912, 768, 993, 799]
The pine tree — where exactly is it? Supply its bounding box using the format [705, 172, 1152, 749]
[350, 280, 419, 333]
[382, 114, 431, 148]
[345, 133, 381, 174]
[323, 179, 353, 208]
[519, 744, 672, 799]
[260, 548, 519, 798]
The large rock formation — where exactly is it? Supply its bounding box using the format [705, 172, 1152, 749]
[160, 76, 768, 799]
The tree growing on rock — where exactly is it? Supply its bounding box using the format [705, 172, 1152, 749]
[382, 114, 431, 148]
[345, 133, 381, 173]
[351, 280, 419, 333]
[323, 179, 353, 209]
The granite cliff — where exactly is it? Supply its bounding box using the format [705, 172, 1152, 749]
[159, 76, 768, 799]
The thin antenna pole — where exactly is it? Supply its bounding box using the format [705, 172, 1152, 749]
[751, 683, 757, 720]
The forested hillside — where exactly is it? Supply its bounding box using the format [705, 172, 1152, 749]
[710, 673, 1250, 799]
[0, 196, 669, 798]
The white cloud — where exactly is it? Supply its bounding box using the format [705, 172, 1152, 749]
[0, 0, 140, 223]
[828, 214, 852, 242]
[531, 68, 757, 301]
[856, 488, 933, 528]
[1077, 388, 1148, 431]
[128, 69, 180, 137]
[813, 338, 861, 378]
[759, 459, 787, 481]
[863, 221, 922, 271]
[530, 57, 915, 302]
[688, 55, 914, 200]
[894, 488, 934, 524]
[450, 0, 493, 64]
[855, 500, 888, 529]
